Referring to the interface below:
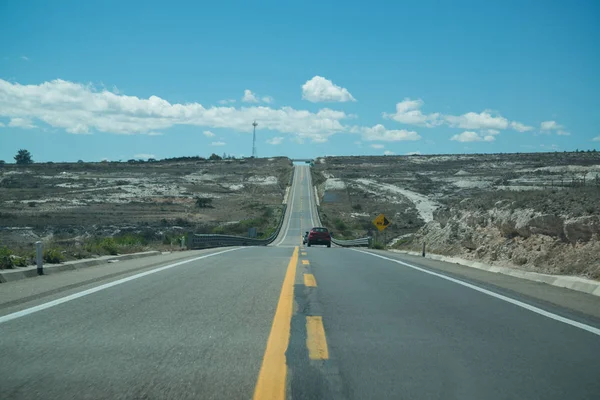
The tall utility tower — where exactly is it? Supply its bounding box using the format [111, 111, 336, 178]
[252, 120, 258, 158]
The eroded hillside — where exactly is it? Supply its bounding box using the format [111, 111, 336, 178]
[312, 152, 600, 279]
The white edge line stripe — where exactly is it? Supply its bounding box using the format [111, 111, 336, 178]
[275, 166, 299, 246]
[0, 247, 244, 325]
[352, 249, 600, 337]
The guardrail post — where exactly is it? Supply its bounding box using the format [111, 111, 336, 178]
[36, 241, 43, 275]
[422, 241, 426, 257]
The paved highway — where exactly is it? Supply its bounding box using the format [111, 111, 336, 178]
[1, 165, 600, 399]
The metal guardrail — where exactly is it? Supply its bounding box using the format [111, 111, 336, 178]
[187, 204, 287, 249]
[331, 236, 371, 247]
[187, 170, 294, 250]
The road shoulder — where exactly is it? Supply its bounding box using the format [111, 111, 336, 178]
[362, 249, 600, 323]
[0, 249, 229, 316]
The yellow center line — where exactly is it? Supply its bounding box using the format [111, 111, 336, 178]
[301, 260, 310, 265]
[253, 246, 299, 400]
[303, 273, 317, 287]
[306, 316, 329, 360]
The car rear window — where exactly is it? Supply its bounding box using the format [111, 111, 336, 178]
[312, 228, 328, 233]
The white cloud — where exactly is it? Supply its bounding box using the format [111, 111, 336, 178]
[450, 131, 495, 143]
[445, 111, 508, 130]
[406, 151, 421, 155]
[483, 129, 500, 135]
[21, 56, 29, 61]
[203, 130, 216, 137]
[384, 150, 395, 155]
[370, 144, 384, 149]
[540, 120, 570, 135]
[266, 136, 284, 145]
[383, 98, 442, 127]
[241, 90, 273, 104]
[211, 141, 226, 146]
[134, 153, 155, 159]
[310, 134, 329, 143]
[218, 99, 236, 105]
[8, 117, 36, 129]
[358, 124, 421, 142]
[510, 121, 533, 132]
[385, 99, 515, 132]
[66, 124, 91, 134]
[354, 141, 362, 145]
[301, 76, 356, 103]
[592, 136, 600, 142]
[0, 79, 355, 143]
[0, 122, 5, 127]
[541, 120, 562, 131]
[242, 89, 259, 103]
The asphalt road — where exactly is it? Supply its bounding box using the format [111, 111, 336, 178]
[1, 165, 600, 399]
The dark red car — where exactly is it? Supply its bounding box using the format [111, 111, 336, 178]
[307, 227, 331, 247]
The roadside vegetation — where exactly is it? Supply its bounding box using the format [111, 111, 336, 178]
[0, 155, 292, 269]
[0, 233, 169, 269]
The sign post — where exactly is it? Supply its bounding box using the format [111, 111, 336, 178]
[35, 241, 43, 275]
[372, 214, 391, 247]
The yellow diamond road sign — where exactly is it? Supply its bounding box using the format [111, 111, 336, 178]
[373, 213, 391, 232]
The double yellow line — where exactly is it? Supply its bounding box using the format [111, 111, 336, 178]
[253, 247, 329, 400]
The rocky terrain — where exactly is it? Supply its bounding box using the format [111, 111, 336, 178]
[312, 152, 600, 279]
[0, 157, 292, 265]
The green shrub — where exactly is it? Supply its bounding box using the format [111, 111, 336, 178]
[12, 256, 29, 267]
[212, 226, 226, 234]
[333, 218, 348, 231]
[372, 241, 385, 250]
[100, 238, 119, 255]
[0, 246, 14, 269]
[43, 248, 65, 264]
[114, 234, 145, 246]
[196, 197, 213, 208]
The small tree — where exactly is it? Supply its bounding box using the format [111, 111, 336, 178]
[14, 149, 33, 164]
[196, 197, 213, 208]
[0, 160, 5, 167]
[209, 153, 222, 161]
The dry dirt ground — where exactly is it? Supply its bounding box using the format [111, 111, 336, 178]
[312, 152, 600, 279]
[0, 158, 292, 264]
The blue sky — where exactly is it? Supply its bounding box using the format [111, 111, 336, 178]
[1, 0, 599, 162]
